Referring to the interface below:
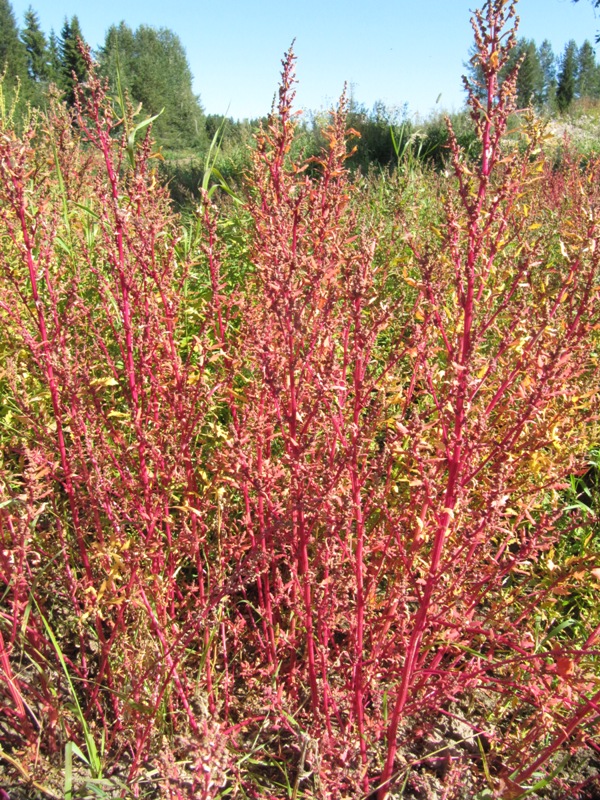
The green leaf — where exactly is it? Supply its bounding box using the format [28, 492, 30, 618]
[64, 741, 73, 800]
[540, 618, 576, 649]
[126, 109, 164, 168]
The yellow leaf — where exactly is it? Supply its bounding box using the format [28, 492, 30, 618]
[403, 267, 418, 287]
[91, 376, 118, 388]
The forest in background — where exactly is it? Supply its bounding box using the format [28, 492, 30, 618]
[3, 0, 600, 202]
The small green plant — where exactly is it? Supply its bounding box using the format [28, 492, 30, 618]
[35, 603, 104, 781]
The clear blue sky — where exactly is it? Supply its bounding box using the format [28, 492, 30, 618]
[9, 0, 600, 120]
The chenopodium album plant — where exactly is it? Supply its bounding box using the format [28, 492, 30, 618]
[0, 0, 599, 797]
[0, 54, 235, 785]
[219, 2, 600, 796]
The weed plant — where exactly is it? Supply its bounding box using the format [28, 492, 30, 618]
[0, 2, 599, 798]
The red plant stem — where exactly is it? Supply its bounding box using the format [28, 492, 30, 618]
[138, 587, 199, 735]
[203, 621, 216, 715]
[0, 627, 28, 728]
[295, 486, 319, 714]
[203, 205, 272, 683]
[379, 22, 499, 789]
[350, 300, 368, 777]
[378, 494, 459, 797]
[512, 688, 600, 784]
[256, 413, 277, 667]
[318, 593, 334, 736]
[290, 349, 319, 712]
[10, 174, 93, 588]
[90, 107, 153, 543]
[220, 621, 230, 718]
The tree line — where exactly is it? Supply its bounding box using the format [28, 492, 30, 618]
[467, 35, 600, 112]
[1, 0, 600, 190]
[0, 0, 210, 149]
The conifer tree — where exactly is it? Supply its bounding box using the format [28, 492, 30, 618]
[21, 7, 48, 82]
[47, 30, 61, 85]
[101, 21, 136, 96]
[514, 39, 544, 107]
[58, 16, 88, 106]
[99, 23, 206, 149]
[0, 0, 28, 99]
[556, 40, 578, 112]
[465, 37, 545, 109]
[577, 39, 600, 98]
[538, 39, 557, 106]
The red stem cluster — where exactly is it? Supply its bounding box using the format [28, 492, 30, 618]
[0, 3, 599, 796]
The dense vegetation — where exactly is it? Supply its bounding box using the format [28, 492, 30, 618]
[0, 1, 599, 798]
[3, 0, 600, 197]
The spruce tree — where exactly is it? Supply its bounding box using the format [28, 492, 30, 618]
[538, 39, 557, 107]
[514, 39, 544, 108]
[101, 22, 136, 96]
[47, 30, 61, 85]
[0, 0, 28, 99]
[556, 40, 578, 112]
[465, 37, 546, 109]
[58, 16, 88, 106]
[21, 7, 48, 82]
[577, 40, 600, 99]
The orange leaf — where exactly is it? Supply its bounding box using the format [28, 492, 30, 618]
[556, 657, 575, 677]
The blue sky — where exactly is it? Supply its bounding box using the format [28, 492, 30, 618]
[9, 0, 600, 120]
